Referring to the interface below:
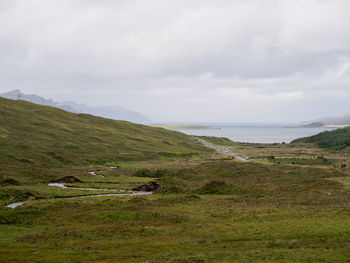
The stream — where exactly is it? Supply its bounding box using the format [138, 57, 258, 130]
[48, 183, 127, 192]
[6, 183, 152, 209]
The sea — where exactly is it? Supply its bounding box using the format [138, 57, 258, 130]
[170, 123, 335, 144]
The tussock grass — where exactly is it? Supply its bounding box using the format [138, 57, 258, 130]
[1, 160, 350, 262]
[0, 129, 7, 138]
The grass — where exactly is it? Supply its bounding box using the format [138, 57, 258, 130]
[1, 160, 350, 262]
[0, 97, 211, 183]
[0, 129, 7, 138]
[328, 176, 350, 191]
[2, 99, 350, 262]
[64, 176, 156, 190]
[151, 124, 218, 130]
[212, 138, 350, 169]
[197, 136, 241, 146]
[7, 184, 121, 198]
[267, 155, 333, 166]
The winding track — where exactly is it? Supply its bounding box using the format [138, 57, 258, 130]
[197, 138, 251, 162]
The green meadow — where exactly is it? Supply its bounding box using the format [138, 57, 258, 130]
[1, 98, 350, 262]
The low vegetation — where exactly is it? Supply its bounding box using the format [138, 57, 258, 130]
[1, 160, 350, 262]
[2, 99, 350, 262]
[0, 129, 7, 137]
[196, 136, 240, 146]
[151, 124, 217, 130]
[292, 126, 350, 150]
[267, 155, 333, 165]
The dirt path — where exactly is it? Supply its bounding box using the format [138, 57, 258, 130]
[197, 138, 251, 162]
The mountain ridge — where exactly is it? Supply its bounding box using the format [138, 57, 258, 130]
[0, 89, 151, 124]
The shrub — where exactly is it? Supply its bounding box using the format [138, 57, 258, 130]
[197, 180, 236, 195]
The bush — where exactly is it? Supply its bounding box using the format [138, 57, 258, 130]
[197, 180, 236, 195]
[268, 155, 275, 160]
[292, 127, 350, 150]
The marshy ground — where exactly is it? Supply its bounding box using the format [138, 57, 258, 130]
[1, 138, 350, 262]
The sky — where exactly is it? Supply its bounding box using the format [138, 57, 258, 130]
[0, 0, 350, 123]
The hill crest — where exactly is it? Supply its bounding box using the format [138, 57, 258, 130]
[0, 89, 151, 124]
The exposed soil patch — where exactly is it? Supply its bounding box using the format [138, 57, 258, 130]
[52, 176, 82, 183]
[132, 181, 160, 192]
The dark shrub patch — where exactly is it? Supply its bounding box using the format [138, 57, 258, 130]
[0, 178, 20, 186]
[197, 180, 236, 195]
[132, 181, 159, 192]
[51, 176, 82, 183]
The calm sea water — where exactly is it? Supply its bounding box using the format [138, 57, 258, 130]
[173, 124, 334, 144]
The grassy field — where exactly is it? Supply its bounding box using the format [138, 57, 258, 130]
[201, 136, 350, 169]
[1, 159, 350, 262]
[2, 100, 350, 262]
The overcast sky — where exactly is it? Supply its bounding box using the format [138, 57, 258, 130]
[1, 0, 350, 122]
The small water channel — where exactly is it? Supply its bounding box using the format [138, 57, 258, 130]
[6, 183, 152, 209]
[48, 183, 127, 192]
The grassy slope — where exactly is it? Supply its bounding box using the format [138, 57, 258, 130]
[197, 136, 240, 146]
[0, 97, 211, 180]
[292, 127, 350, 150]
[151, 124, 215, 130]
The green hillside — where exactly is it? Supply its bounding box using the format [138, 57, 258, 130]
[0, 97, 211, 179]
[292, 127, 350, 150]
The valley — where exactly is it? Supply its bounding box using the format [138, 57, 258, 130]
[1, 99, 350, 262]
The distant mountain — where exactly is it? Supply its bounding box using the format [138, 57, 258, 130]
[0, 89, 151, 124]
[290, 121, 325, 128]
[314, 114, 350, 126]
[291, 114, 350, 128]
[0, 89, 77, 113]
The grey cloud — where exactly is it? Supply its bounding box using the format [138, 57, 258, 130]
[0, 0, 349, 122]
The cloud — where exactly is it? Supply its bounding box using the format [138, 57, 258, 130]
[0, 0, 349, 122]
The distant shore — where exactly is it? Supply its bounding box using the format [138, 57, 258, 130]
[288, 123, 349, 129]
[324, 124, 350, 128]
